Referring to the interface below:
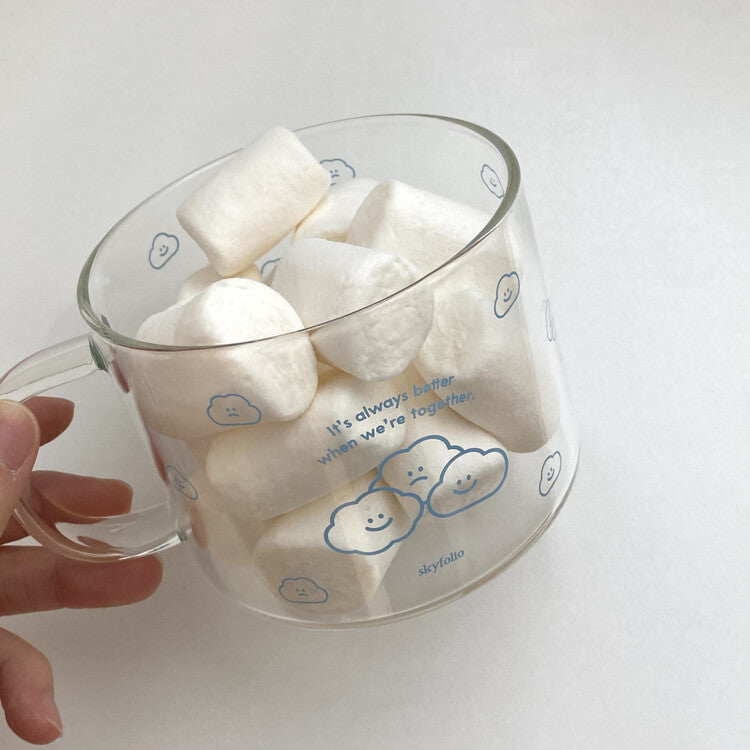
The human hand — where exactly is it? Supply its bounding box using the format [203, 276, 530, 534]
[0, 398, 163, 744]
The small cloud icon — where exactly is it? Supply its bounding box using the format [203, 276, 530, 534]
[539, 452, 562, 496]
[207, 394, 262, 426]
[427, 448, 508, 518]
[165, 465, 199, 500]
[544, 298, 557, 342]
[320, 158, 356, 185]
[324, 487, 423, 555]
[494, 271, 520, 318]
[372, 435, 461, 502]
[481, 164, 505, 199]
[149, 232, 180, 269]
[279, 577, 329, 604]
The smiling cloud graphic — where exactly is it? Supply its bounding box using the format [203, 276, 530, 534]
[539, 451, 562, 496]
[481, 164, 505, 199]
[494, 271, 520, 318]
[426, 448, 508, 518]
[165, 465, 199, 500]
[278, 577, 329, 604]
[320, 158, 356, 185]
[324, 487, 423, 555]
[207, 394, 262, 426]
[372, 435, 461, 502]
[148, 232, 180, 269]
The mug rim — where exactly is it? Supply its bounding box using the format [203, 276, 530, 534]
[77, 113, 521, 352]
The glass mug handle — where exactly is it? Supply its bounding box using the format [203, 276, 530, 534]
[0, 334, 183, 562]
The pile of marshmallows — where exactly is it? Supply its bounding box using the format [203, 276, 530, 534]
[134, 126, 559, 615]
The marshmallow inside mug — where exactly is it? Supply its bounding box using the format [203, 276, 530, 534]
[20, 114, 581, 627]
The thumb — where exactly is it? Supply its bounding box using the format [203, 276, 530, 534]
[0, 401, 40, 534]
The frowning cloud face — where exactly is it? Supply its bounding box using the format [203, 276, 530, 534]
[320, 158, 355, 185]
[207, 394, 262, 426]
[374, 436, 460, 501]
[481, 164, 505, 199]
[165, 465, 199, 500]
[539, 452, 562, 496]
[494, 271, 520, 318]
[325, 487, 423, 555]
[427, 448, 508, 518]
[148, 232, 179, 269]
[278, 577, 328, 604]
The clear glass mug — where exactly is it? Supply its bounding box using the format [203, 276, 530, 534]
[0, 114, 578, 627]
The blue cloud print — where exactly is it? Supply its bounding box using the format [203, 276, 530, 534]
[539, 452, 562, 497]
[494, 271, 520, 318]
[165, 465, 199, 500]
[324, 487, 423, 556]
[148, 232, 179, 269]
[279, 577, 329, 604]
[371, 434, 461, 502]
[259, 257, 280, 279]
[207, 394, 262, 426]
[320, 158, 356, 184]
[426, 447, 508, 518]
[481, 164, 505, 199]
[544, 298, 557, 342]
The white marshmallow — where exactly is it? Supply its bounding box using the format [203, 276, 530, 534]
[271, 238, 433, 381]
[294, 178, 379, 243]
[136, 299, 190, 345]
[205, 370, 409, 520]
[177, 126, 330, 275]
[347, 179, 492, 276]
[254, 472, 417, 615]
[129, 278, 317, 439]
[177, 263, 262, 302]
[414, 286, 559, 453]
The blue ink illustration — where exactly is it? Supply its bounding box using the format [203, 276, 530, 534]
[426, 447, 508, 518]
[279, 577, 328, 604]
[481, 164, 505, 199]
[324, 487, 423, 555]
[544, 298, 557, 342]
[207, 394, 261, 426]
[539, 452, 562, 496]
[148, 232, 180, 269]
[165, 465, 199, 501]
[259, 257, 280, 279]
[371, 435, 461, 502]
[494, 271, 520, 318]
[320, 158, 356, 184]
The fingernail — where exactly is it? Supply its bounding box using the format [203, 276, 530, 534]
[40, 689, 63, 738]
[0, 401, 37, 471]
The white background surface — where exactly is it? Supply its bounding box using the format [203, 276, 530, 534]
[1, 1, 748, 748]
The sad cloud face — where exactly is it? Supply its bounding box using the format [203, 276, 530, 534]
[374, 436, 461, 501]
[320, 158, 355, 185]
[325, 487, 423, 555]
[165, 465, 199, 500]
[539, 452, 562, 496]
[207, 394, 262, 426]
[278, 577, 328, 604]
[427, 448, 508, 518]
[494, 271, 520, 318]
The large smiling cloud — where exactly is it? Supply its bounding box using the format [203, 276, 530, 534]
[493, 271, 520, 318]
[426, 448, 508, 518]
[206, 394, 262, 426]
[539, 451, 562, 496]
[324, 487, 423, 555]
[371, 435, 461, 502]
[278, 577, 329, 604]
[148, 232, 180, 269]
